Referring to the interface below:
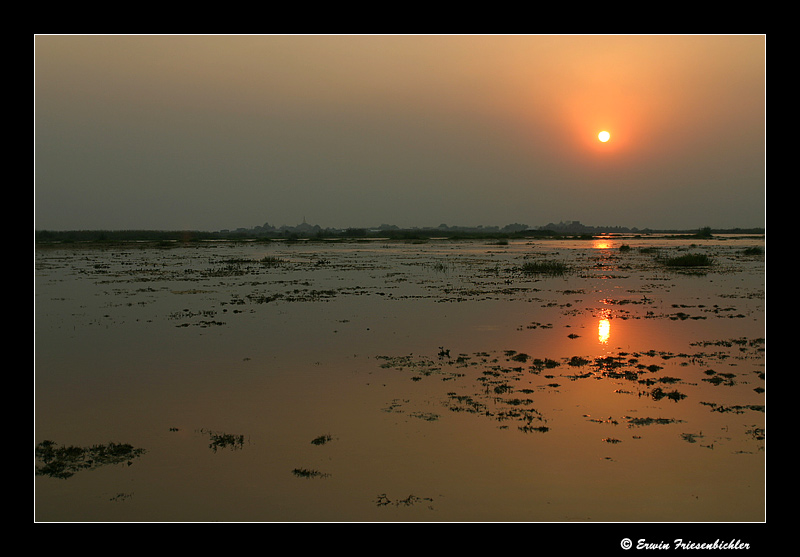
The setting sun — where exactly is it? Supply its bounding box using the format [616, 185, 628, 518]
[598, 131, 610, 142]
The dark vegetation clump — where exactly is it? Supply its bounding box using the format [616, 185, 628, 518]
[520, 260, 568, 276]
[661, 253, 713, 268]
[35, 440, 146, 479]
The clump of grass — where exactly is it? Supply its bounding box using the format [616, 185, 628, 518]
[292, 467, 330, 479]
[260, 256, 283, 267]
[200, 430, 245, 452]
[650, 387, 687, 402]
[742, 246, 763, 256]
[661, 253, 713, 268]
[510, 352, 530, 362]
[310, 434, 333, 446]
[35, 440, 146, 479]
[520, 260, 568, 276]
[429, 260, 452, 273]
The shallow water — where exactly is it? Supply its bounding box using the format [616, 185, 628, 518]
[34, 235, 765, 522]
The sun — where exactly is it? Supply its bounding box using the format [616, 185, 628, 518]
[598, 131, 610, 143]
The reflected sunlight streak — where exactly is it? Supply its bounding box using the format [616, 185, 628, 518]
[598, 318, 611, 345]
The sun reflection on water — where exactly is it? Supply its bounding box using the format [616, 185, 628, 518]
[598, 317, 611, 344]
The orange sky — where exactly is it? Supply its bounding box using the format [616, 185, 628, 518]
[34, 35, 765, 231]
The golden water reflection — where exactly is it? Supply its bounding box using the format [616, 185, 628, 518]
[598, 317, 611, 344]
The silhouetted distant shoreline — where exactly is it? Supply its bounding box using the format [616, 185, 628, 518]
[34, 221, 765, 245]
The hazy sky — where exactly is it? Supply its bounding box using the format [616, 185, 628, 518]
[34, 35, 765, 231]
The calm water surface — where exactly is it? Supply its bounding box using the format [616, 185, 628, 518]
[34, 236, 765, 522]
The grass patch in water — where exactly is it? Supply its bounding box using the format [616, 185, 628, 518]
[661, 253, 713, 267]
[35, 440, 146, 479]
[520, 260, 568, 276]
[259, 256, 284, 267]
[199, 429, 245, 452]
[292, 467, 330, 479]
[310, 434, 333, 445]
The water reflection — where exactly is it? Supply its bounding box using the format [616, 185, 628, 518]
[598, 317, 611, 345]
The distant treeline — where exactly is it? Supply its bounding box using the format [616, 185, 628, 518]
[35, 226, 765, 245]
[35, 229, 222, 244]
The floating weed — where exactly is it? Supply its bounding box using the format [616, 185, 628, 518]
[260, 256, 284, 267]
[510, 352, 530, 363]
[681, 432, 704, 444]
[198, 429, 246, 452]
[531, 358, 560, 371]
[35, 440, 146, 479]
[520, 260, 568, 276]
[310, 434, 333, 446]
[700, 402, 765, 414]
[410, 412, 440, 422]
[567, 356, 590, 367]
[292, 468, 330, 479]
[428, 260, 453, 273]
[650, 387, 687, 402]
[660, 253, 714, 268]
[625, 417, 684, 427]
[376, 493, 434, 508]
[519, 425, 550, 433]
[741, 246, 763, 256]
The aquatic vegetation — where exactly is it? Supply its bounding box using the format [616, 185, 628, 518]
[661, 253, 713, 268]
[650, 387, 687, 402]
[292, 468, 330, 479]
[520, 260, 568, 276]
[376, 493, 434, 508]
[741, 246, 763, 256]
[410, 411, 440, 421]
[519, 425, 550, 433]
[199, 429, 246, 452]
[429, 260, 452, 273]
[680, 432, 703, 443]
[567, 356, 590, 367]
[311, 434, 333, 445]
[35, 440, 146, 479]
[700, 402, 765, 414]
[625, 417, 683, 427]
[260, 256, 284, 267]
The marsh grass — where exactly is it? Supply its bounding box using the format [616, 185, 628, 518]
[199, 429, 245, 452]
[519, 260, 568, 276]
[660, 253, 713, 268]
[35, 440, 146, 479]
[260, 256, 284, 267]
[311, 434, 333, 446]
[428, 260, 453, 273]
[292, 467, 330, 479]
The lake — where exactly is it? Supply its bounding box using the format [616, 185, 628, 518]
[34, 235, 765, 522]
